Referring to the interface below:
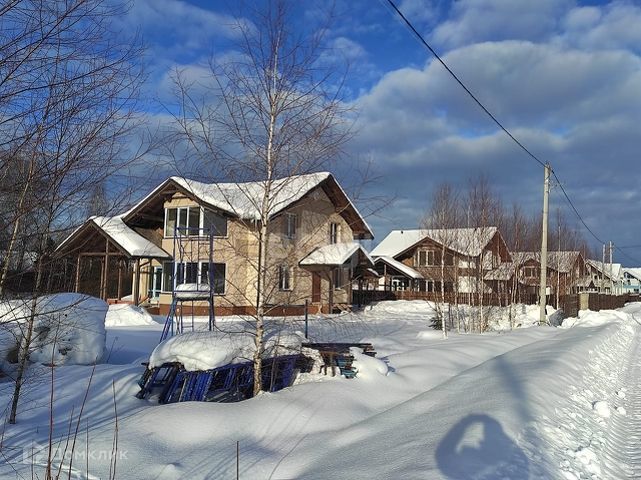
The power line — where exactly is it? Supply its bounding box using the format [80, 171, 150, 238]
[383, 0, 546, 169]
[383, 0, 641, 266]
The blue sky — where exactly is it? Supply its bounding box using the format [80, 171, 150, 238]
[121, 0, 641, 263]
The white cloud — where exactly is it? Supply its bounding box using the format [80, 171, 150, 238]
[431, 0, 573, 49]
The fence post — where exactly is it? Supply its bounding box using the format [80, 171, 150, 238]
[304, 299, 309, 339]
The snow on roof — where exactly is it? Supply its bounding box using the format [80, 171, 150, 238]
[370, 227, 497, 259]
[374, 256, 423, 279]
[89, 216, 171, 259]
[623, 267, 641, 281]
[484, 262, 515, 281]
[169, 172, 330, 220]
[587, 260, 623, 280]
[512, 251, 580, 272]
[299, 242, 373, 267]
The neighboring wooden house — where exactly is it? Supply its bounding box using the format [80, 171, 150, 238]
[511, 250, 589, 297]
[585, 260, 623, 294]
[622, 268, 641, 294]
[55, 172, 374, 315]
[370, 227, 512, 295]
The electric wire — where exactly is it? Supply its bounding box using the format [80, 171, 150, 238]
[384, 0, 641, 266]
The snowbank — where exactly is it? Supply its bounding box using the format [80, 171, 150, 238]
[350, 347, 388, 379]
[105, 304, 156, 327]
[149, 331, 304, 371]
[0, 293, 107, 365]
[561, 309, 635, 328]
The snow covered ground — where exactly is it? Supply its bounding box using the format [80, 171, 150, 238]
[0, 300, 639, 479]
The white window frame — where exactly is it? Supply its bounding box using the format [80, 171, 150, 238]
[284, 213, 297, 239]
[160, 260, 226, 295]
[278, 264, 293, 291]
[330, 222, 339, 244]
[164, 206, 196, 237]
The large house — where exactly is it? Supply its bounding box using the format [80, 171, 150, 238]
[55, 172, 374, 315]
[369, 227, 512, 295]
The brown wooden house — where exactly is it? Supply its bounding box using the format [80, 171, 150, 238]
[370, 227, 512, 296]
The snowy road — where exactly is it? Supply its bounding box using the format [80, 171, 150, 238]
[600, 312, 641, 479]
[2, 301, 641, 479]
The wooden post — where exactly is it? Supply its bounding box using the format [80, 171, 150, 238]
[117, 259, 123, 300]
[102, 241, 110, 301]
[328, 269, 334, 314]
[99, 259, 105, 301]
[75, 255, 81, 293]
[133, 258, 141, 306]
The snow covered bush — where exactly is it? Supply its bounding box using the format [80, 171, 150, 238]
[0, 293, 107, 368]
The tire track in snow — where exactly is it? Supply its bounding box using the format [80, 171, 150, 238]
[600, 316, 641, 479]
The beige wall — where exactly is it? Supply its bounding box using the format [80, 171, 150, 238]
[144, 187, 355, 313]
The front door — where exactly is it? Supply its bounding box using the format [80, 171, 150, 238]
[312, 273, 321, 303]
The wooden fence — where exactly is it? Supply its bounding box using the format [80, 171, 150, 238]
[353, 289, 640, 318]
[352, 290, 537, 308]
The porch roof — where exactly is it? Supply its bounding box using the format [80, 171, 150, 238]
[299, 242, 373, 268]
[374, 256, 423, 279]
[56, 216, 171, 259]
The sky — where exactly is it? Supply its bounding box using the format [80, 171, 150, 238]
[120, 0, 641, 264]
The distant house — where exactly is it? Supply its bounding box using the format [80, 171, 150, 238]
[369, 227, 512, 295]
[55, 172, 374, 315]
[511, 251, 589, 297]
[586, 260, 624, 294]
[622, 268, 641, 294]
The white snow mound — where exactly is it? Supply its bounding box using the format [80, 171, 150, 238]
[105, 304, 156, 327]
[149, 331, 304, 371]
[350, 347, 388, 379]
[0, 293, 107, 365]
[592, 400, 610, 418]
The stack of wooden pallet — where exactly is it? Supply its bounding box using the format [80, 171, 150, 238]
[303, 342, 377, 378]
[136, 354, 302, 404]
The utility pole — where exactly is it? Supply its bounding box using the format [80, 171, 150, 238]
[539, 163, 551, 325]
[602, 244, 606, 293]
[609, 241, 614, 294]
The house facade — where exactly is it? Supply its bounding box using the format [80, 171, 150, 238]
[511, 251, 589, 298]
[369, 227, 512, 295]
[622, 268, 641, 294]
[585, 260, 624, 294]
[55, 172, 374, 315]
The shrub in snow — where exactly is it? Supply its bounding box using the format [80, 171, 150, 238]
[0, 293, 107, 367]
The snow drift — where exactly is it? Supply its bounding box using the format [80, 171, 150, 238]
[0, 293, 107, 366]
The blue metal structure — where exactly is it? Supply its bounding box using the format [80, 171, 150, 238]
[136, 355, 302, 404]
[160, 222, 216, 343]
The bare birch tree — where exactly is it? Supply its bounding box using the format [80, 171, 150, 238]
[168, 0, 352, 395]
[422, 183, 460, 338]
[0, 0, 147, 423]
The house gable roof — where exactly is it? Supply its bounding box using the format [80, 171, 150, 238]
[587, 259, 623, 280]
[370, 227, 499, 259]
[56, 216, 171, 259]
[124, 172, 373, 239]
[512, 251, 582, 273]
[374, 256, 423, 279]
[623, 267, 641, 281]
[299, 242, 374, 267]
